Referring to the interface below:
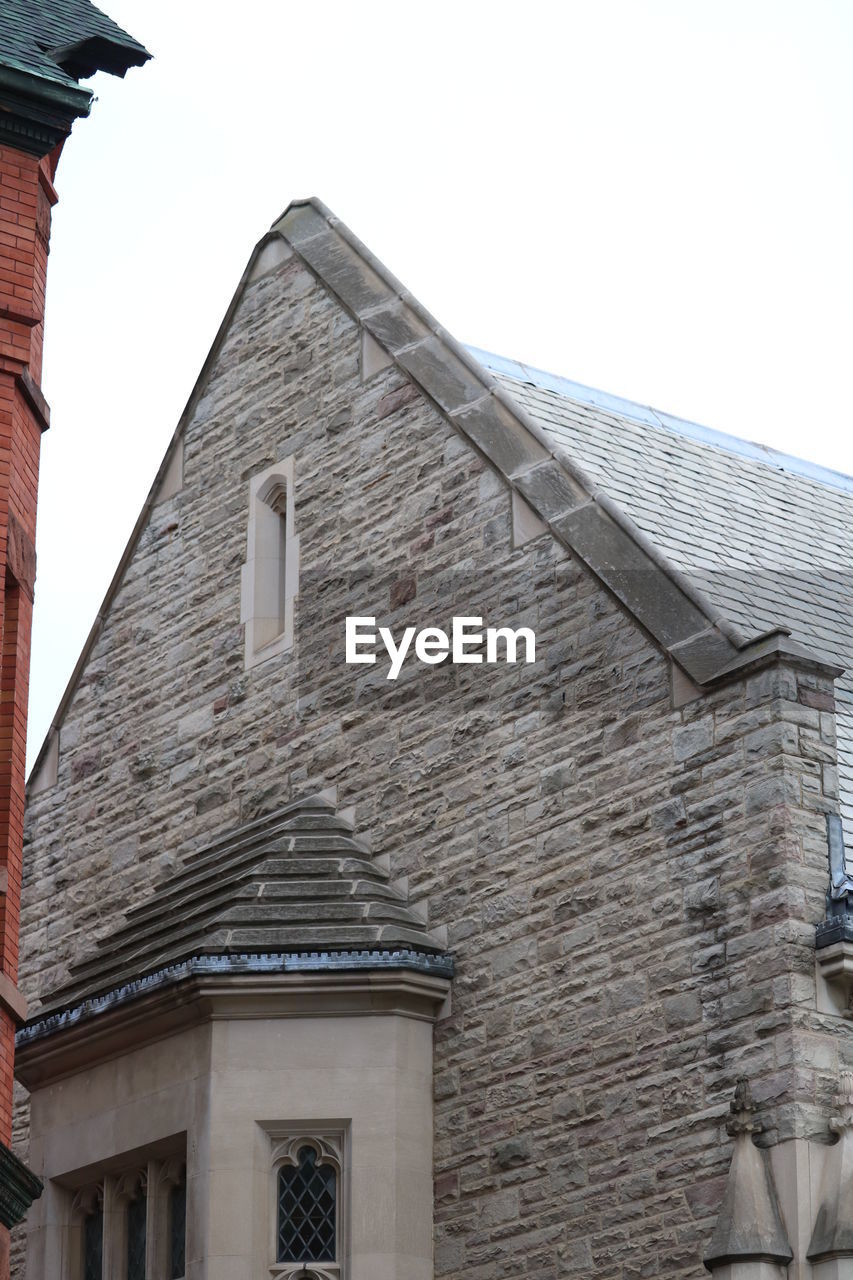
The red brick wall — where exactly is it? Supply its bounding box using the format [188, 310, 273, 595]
[0, 141, 57, 1155]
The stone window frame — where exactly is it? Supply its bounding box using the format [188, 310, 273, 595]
[70, 1183, 104, 1280]
[241, 455, 299, 670]
[267, 1125, 347, 1280]
[65, 1152, 186, 1280]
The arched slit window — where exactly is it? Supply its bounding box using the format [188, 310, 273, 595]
[241, 456, 299, 668]
[82, 1203, 103, 1280]
[169, 1175, 186, 1279]
[126, 1185, 147, 1280]
[277, 1145, 336, 1264]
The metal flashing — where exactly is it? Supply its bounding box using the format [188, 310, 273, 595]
[17, 948, 455, 1047]
[470, 346, 853, 499]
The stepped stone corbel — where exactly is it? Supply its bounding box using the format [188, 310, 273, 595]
[704, 1078, 793, 1279]
[808, 1071, 853, 1277]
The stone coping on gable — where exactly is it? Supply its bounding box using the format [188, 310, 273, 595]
[272, 200, 844, 692]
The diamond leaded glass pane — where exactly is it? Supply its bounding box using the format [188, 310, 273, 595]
[170, 1180, 186, 1279]
[83, 1209, 103, 1280]
[277, 1146, 336, 1263]
[127, 1192, 147, 1280]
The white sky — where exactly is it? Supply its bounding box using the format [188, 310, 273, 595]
[27, 0, 853, 770]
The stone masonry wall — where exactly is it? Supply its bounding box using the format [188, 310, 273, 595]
[14, 248, 852, 1277]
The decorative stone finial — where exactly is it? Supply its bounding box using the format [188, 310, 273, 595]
[705, 1077, 792, 1272]
[727, 1076, 763, 1138]
[808, 1069, 853, 1262]
[830, 1070, 853, 1135]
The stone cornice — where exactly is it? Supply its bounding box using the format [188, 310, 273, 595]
[16, 957, 452, 1090]
[0, 64, 92, 156]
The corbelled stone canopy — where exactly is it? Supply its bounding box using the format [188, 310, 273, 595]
[25, 794, 451, 1032]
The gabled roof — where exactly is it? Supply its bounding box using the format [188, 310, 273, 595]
[29, 795, 449, 1026]
[476, 350, 853, 843]
[0, 0, 149, 154]
[28, 199, 846, 808]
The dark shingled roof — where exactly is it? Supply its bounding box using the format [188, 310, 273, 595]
[477, 348, 853, 845]
[0, 0, 149, 88]
[37, 795, 448, 1019]
[0, 0, 149, 154]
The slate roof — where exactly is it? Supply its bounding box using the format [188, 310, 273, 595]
[0, 0, 149, 89]
[476, 348, 853, 843]
[36, 795, 448, 1020]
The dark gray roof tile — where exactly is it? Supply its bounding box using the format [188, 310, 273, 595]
[479, 352, 853, 845]
[0, 0, 148, 89]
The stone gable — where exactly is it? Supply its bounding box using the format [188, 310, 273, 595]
[13, 231, 851, 1277]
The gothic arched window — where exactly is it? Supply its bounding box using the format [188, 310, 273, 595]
[242, 455, 299, 669]
[277, 1144, 337, 1264]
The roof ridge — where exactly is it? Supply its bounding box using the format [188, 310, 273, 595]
[471, 346, 853, 498]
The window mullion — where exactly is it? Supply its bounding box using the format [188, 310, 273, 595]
[101, 1175, 123, 1280]
[145, 1158, 162, 1280]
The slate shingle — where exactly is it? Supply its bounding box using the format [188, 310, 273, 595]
[484, 355, 853, 844]
[0, 0, 149, 90]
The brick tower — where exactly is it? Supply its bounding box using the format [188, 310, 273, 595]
[0, 2, 148, 1267]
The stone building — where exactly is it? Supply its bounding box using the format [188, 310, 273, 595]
[12, 200, 853, 1279]
[0, 2, 147, 1268]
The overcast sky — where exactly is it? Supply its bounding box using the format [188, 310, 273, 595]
[27, 0, 853, 770]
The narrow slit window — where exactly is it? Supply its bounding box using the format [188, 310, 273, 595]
[169, 1178, 186, 1279]
[241, 457, 298, 668]
[254, 476, 287, 649]
[83, 1207, 103, 1280]
[126, 1190, 147, 1280]
[277, 1145, 336, 1264]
